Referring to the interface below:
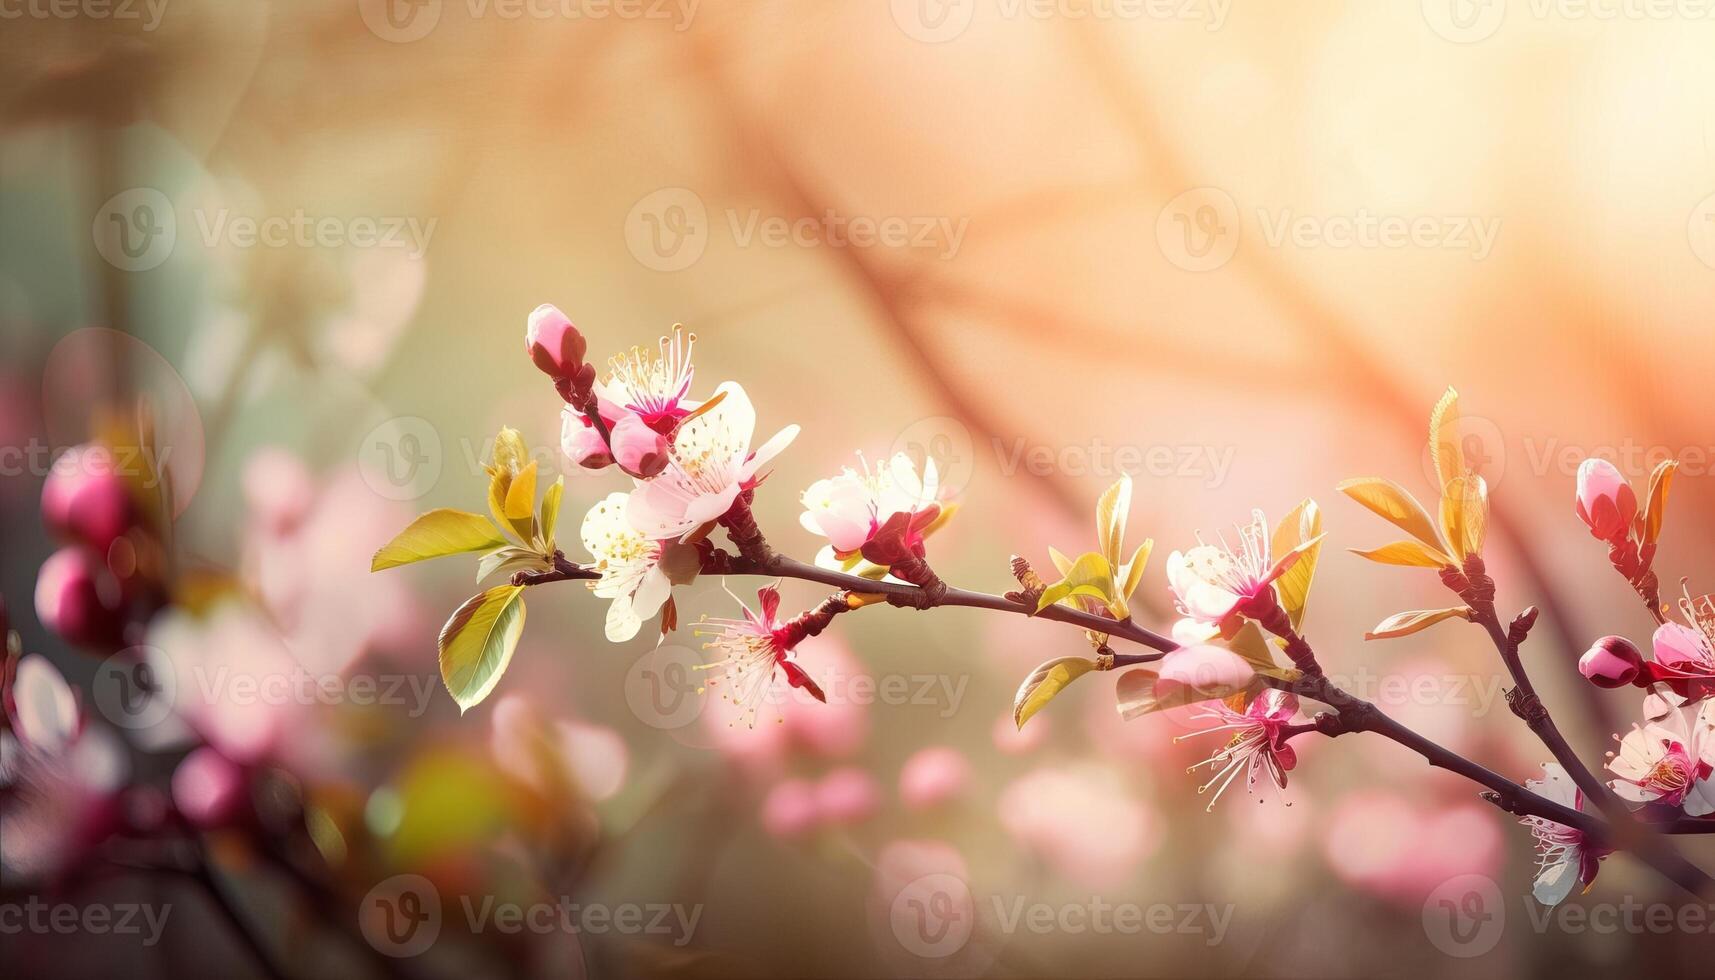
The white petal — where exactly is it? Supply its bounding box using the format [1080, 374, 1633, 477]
[604, 595, 642, 643]
[1532, 854, 1580, 907]
[742, 424, 800, 479]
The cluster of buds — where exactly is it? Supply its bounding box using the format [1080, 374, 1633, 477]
[528, 304, 689, 480]
[33, 443, 163, 649]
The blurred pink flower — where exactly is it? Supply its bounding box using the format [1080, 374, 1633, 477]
[246, 464, 417, 675]
[41, 444, 135, 554]
[2, 655, 128, 880]
[815, 767, 880, 825]
[994, 710, 1049, 755]
[898, 746, 971, 810]
[489, 695, 628, 803]
[998, 765, 1157, 889]
[872, 838, 968, 903]
[1322, 791, 1503, 905]
[241, 446, 315, 535]
[760, 779, 818, 839]
[172, 746, 247, 829]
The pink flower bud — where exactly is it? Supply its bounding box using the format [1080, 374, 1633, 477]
[608, 412, 669, 479]
[1579, 635, 1643, 689]
[560, 409, 614, 470]
[899, 746, 972, 810]
[34, 547, 124, 648]
[1574, 458, 1636, 542]
[41, 444, 134, 553]
[172, 747, 247, 829]
[526, 304, 589, 381]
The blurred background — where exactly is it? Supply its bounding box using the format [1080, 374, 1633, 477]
[3, 0, 1715, 976]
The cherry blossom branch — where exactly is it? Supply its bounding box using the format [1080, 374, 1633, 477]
[703, 551, 1176, 658]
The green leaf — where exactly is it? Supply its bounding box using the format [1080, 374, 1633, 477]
[1440, 474, 1488, 561]
[1364, 607, 1473, 641]
[540, 476, 565, 551]
[1119, 539, 1154, 603]
[372, 510, 508, 572]
[1013, 657, 1095, 729]
[1036, 552, 1114, 612]
[1270, 499, 1322, 630]
[438, 585, 527, 712]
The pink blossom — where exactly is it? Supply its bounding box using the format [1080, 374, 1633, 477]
[898, 746, 971, 810]
[1323, 792, 1503, 905]
[525, 303, 590, 384]
[1574, 457, 1636, 542]
[490, 695, 628, 803]
[1166, 509, 1307, 640]
[1176, 688, 1301, 809]
[993, 710, 1049, 754]
[626, 382, 797, 540]
[1519, 763, 1610, 906]
[1606, 701, 1715, 815]
[693, 584, 825, 729]
[1642, 593, 1715, 703]
[800, 452, 941, 562]
[34, 547, 124, 649]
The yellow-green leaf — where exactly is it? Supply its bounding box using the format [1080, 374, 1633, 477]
[1440, 474, 1488, 561]
[1036, 552, 1115, 613]
[1364, 607, 1473, 641]
[1338, 477, 1446, 552]
[1429, 387, 1463, 496]
[1047, 545, 1076, 578]
[371, 509, 508, 572]
[1013, 657, 1095, 729]
[1349, 540, 1452, 567]
[504, 459, 538, 522]
[1643, 459, 1678, 545]
[1270, 499, 1322, 630]
[1119, 539, 1154, 603]
[539, 476, 565, 551]
[438, 585, 527, 713]
[1096, 476, 1131, 569]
